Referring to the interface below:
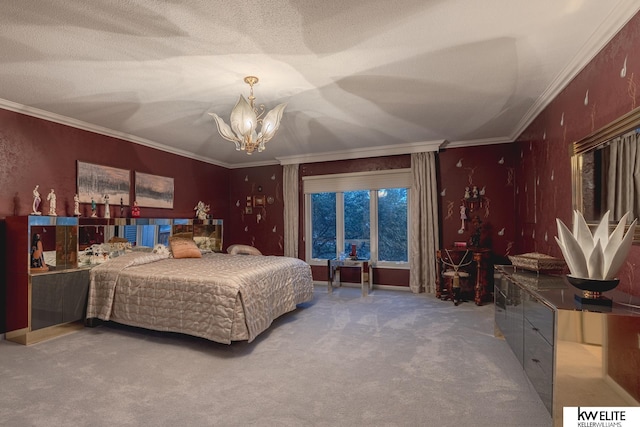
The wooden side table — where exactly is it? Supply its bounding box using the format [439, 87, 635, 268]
[328, 258, 373, 296]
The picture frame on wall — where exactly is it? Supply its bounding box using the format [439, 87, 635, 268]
[135, 172, 174, 209]
[77, 161, 130, 205]
[253, 195, 266, 207]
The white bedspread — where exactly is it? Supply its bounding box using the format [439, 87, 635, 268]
[86, 252, 314, 343]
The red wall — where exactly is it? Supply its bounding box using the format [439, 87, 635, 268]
[515, 10, 640, 297]
[227, 164, 285, 256]
[0, 109, 229, 220]
[437, 145, 517, 264]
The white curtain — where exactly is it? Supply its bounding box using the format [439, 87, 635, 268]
[604, 130, 640, 221]
[409, 152, 440, 293]
[283, 164, 299, 258]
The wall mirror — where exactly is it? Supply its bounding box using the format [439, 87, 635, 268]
[572, 106, 640, 242]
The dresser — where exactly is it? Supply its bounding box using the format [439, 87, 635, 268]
[495, 266, 640, 426]
[4, 216, 89, 345]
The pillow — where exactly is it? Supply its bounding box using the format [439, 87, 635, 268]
[169, 237, 202, 259]
[227, 244, 262, 256]
[152, 244, 170, 256]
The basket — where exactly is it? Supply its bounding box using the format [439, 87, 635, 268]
[508, 252, 566, 273]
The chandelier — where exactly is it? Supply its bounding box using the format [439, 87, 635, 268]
[209, 76, 287, 155]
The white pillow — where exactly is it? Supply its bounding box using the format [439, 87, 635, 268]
[227, 244, 262, 256]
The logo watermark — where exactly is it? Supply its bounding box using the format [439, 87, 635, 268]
[564, 407, 640, 427]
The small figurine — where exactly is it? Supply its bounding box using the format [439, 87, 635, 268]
[32, 185, 42, 215]
[472, 185, 479, 198]
[91, 197, 97, 217]
[194, 201, 210, 220]
[464, 187, 470, 200]
[459, 203, 467, 231]
[73, 194, 81, 216]
[120, 197, 124, 217]
[131, 200, 141, 218]
[103, 194, 110, 218]
[47, 189, 57, 216]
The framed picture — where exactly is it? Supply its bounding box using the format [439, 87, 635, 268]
[245, 207, 253, 214]
[77, 161, 130, 205]
[253, 195, 266, 207]
[135, 172, 174, 208]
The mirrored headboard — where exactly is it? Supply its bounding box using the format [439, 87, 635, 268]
[571, 106, 640, 242]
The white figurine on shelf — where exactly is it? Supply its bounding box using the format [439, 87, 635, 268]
[73, 194, 81, 216]
[32, 185, 42, 215]
[194, 201, 210, 220]
[103, 194, 110, 218]
[47, 189, 57, 216]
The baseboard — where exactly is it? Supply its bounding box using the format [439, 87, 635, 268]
[313, 281, 411, 292]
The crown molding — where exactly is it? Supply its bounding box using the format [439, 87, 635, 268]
[0, 98, 233, 169]
[441, 136, 513, 149]
[510, 0, 640, 141]
[276, 140, 445, 165]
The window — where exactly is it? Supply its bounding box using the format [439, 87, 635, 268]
[304, 169, 410, 268]
[311, 193, 336, 259]
[377, 188, 408, 262]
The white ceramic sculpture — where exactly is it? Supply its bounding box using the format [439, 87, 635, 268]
[32, 185, 42, 215]
[555, 210, 637, 280]
[47, 189, 57, 216]
[194, 201, 210, 220]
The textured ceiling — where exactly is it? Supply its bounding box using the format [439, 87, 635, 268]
[1, 1, 639, 168]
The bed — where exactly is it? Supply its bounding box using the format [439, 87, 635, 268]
[86, 251, 314, 344]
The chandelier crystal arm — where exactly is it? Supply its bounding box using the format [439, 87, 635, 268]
[259, 103, 287, 142]
[208, 112, 242, 149]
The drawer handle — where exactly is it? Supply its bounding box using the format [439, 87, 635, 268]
[531, 358, 540, 364]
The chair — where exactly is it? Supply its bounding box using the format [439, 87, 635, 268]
[439, 249, 473, 306]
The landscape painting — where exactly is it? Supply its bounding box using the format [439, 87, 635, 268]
[77, 161, 130, 205]
[135, 172, 174, 208]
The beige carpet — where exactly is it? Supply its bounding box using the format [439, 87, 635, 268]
[0, 286, 551, 426]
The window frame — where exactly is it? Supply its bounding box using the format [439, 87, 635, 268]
[304, 170, 410, 269]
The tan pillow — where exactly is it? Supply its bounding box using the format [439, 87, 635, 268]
[227, 244, 262, 256]
[169, 236, 202, 259]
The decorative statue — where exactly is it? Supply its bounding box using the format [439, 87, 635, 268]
[91, 197, 97, 217]
[120, 198, 124, 217]
[459, 203, 467, 231]
[131, 200, 141, 218]
[464, 187, 470, 200]
[47, 189, 57, 216]
[103, 194, 110, 218]
[73, 194, 81, 216]
[32, 185, 42, 215]
[194, 201, 210, 220]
